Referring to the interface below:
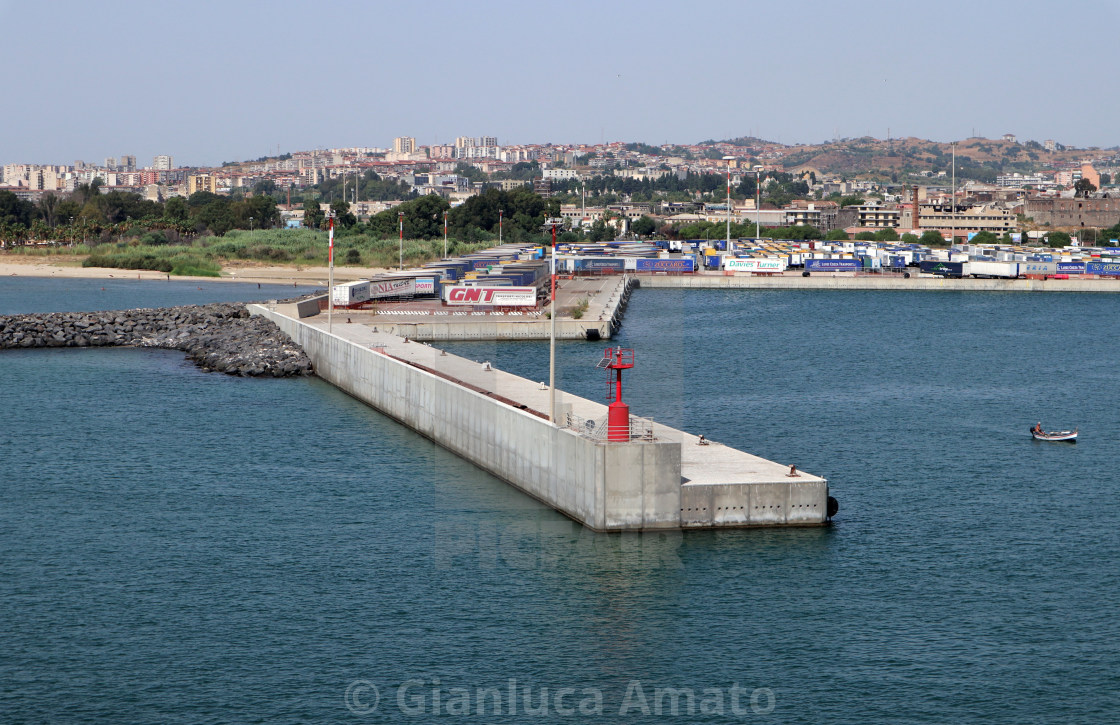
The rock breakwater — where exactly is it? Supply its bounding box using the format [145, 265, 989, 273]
[0, 303, 312, 377]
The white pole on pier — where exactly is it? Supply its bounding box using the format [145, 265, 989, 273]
[544, 218, 563, 424]
[951, 142, 957, 246]
[723, 156, 735, 254]
[327, 215, 334, 333]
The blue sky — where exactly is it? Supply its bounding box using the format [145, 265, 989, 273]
[3, 0, 1119, 167]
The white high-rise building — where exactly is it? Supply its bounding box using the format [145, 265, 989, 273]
[152, 155, 174, 171]
[393, 137, 416, 154]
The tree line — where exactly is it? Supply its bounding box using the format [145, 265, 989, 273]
[0, 183, 280, 246]
[307, 188, 563, 246]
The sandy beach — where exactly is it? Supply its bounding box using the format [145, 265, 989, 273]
[0, 255, 395, 286]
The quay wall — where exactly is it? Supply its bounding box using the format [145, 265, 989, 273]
[638, 274, 1120, 292]
[251, 305, 681, 531]
[375, 319, 609, 341]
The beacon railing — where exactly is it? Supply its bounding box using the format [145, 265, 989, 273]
[564, 412, 657, 442]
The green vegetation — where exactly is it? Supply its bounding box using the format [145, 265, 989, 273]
[1046, 231, 1072, 248]
[0, 184, 554, 275]
[671, 219, 823, 241]
[83, 247, 222, 277]
[631, 215, 656, 238]
[1074, 178, 1097, 198]
[919, 230, 948, 247]
[62, 228, 495, 276]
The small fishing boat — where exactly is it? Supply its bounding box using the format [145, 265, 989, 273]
[1030, 426, 1078, 443]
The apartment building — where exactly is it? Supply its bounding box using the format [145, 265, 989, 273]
[187, 174, 216, 195]
[996, 173, 1051, 188]
[542, 168, 580, 180]
[784, 200, 840, 232]
[915, 202, 1015, 234]
[393, 137, 416, 155]
[856, 203, 901, 228]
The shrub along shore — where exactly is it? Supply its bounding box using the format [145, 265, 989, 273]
[1, 229, 497, 277]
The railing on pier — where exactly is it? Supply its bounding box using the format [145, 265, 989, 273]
[564, 411, 657, 442]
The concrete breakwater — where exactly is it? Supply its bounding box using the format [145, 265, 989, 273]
[0, 303, 312, 377]
[253, 302, 830, 531]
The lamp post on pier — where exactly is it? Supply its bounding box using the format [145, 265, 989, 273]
[327, 214, 335, 333]
[754, 165, 764, 240]
[723, 156, 736, 254]
[543, 217, 564, 424]
[398, 210, 404, 270]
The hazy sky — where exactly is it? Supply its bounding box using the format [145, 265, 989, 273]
[4, 0, 1119, 167]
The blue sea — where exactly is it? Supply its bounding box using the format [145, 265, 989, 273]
[2, 277, 1118, 723]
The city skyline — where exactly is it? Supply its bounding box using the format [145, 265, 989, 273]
[4, 0, 1120, 166]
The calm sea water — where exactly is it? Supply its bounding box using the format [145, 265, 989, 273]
[2, 279, 1118, 723]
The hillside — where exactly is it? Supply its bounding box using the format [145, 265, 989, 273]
[713, 135, 1117, 181]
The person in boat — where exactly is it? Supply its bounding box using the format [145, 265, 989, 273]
[1034, 422, 1042, 434]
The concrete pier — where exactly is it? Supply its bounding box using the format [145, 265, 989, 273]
[339, 275, 637, 342]
[251, 302, 829, 531]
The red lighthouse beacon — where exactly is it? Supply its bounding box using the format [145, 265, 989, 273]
[599, 347, 635, 442]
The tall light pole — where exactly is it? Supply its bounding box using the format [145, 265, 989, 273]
[328, 215, 335, 333]
[950, 142, 957, 246]
[543, 218, 564, 424]
[498, 208, 503, 244]
[754, 165, 764, 240]
[581, 180, 586, 233]
[723, 156, 735, 253]
[443, 210, 448, 259]
[398, 210, 404, 270]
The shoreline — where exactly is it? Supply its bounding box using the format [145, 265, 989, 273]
[5, 255, 1119, 293]
[0, 256, 394, 286]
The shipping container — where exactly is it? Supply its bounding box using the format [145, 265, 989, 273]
[919, 260, 965, 278]
[804, 259, 862, 272]
[332, 280, 371, 306]
[968, 260, 1020, 279]
[1019, 261, 1057, 276]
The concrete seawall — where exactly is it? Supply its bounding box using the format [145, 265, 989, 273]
[251, 303, 829, 531]
[638, 273, 1120, 292]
